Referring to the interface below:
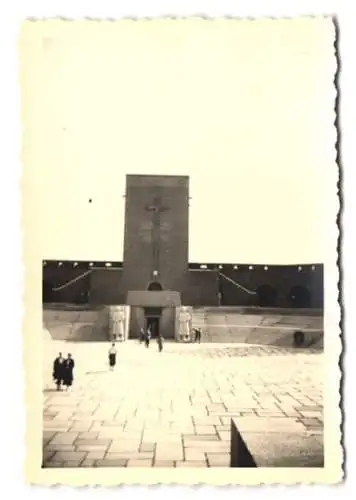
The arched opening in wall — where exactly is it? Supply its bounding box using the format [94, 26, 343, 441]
[256, 285, 277, 307]
[147, 281, 163, 291]
[288, 286, 311, 308]
[42, 280, 53, 303]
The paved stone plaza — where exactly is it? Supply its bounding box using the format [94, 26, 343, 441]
[43, 339, 323, 468]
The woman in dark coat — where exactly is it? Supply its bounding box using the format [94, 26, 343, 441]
[157, 334, 164, 352]
[108, 343, 117, 371]
[63, 353, 75, 391]
[53, 352, 64, 391]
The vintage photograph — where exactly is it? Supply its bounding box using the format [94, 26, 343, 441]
[21, 17, 340, 483]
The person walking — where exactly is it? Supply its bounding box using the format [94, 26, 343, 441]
[63, 353, 75, 391]
[145, 327, 151, 348]
[108, 343, 117, 371]
[157, 334, 164, 352]
[195, 328, 202, 343]
[52, 352, 65, 391]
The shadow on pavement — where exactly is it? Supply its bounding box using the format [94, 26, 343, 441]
[84, 370, 110, 375]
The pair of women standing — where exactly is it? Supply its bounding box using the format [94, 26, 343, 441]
[53, 352, 75, 391]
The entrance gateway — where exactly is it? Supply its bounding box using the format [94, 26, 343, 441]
[126, 290, 182, 340]
[145, 283, 163, 337]
[144, 307, 162, 338]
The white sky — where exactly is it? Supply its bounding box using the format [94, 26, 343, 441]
[21, 18, 336, 264]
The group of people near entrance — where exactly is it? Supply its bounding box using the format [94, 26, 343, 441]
[139, 326, 164, 351]
[52, 353, 75, 391]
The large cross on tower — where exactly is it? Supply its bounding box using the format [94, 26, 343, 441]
[145, 196, 170, 274]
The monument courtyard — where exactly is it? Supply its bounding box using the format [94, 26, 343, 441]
[43, 331, 323, 468]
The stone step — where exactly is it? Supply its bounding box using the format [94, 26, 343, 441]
[191, 307, 323, 347]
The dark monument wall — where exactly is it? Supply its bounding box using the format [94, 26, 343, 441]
[183, 270, 219, 306]
[42, 264, 323, 309]
[219, 266, 323, 308]
[89, 269, 124, 305]
[182, 265, 323, 308]
[220, 266, 323, 308]
[42, 266, 91, 303]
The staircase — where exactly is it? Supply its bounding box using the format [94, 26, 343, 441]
[189, 307, 323, 346]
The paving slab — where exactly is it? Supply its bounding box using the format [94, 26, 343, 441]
[43, 337, 323, 468]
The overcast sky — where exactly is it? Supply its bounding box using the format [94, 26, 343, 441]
[21, 18, 336, 264]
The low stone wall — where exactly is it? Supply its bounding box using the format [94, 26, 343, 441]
[198, 306, 323, 317]
[230, 418, 257, 467]
[43, 307, 110, 342]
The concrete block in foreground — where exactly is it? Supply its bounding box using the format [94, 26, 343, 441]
[230, 418, 324, 467]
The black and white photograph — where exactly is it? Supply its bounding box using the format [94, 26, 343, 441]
[20, 17, 341, 484]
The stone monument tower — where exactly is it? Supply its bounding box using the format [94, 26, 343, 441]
[122, 174, 189, 306]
